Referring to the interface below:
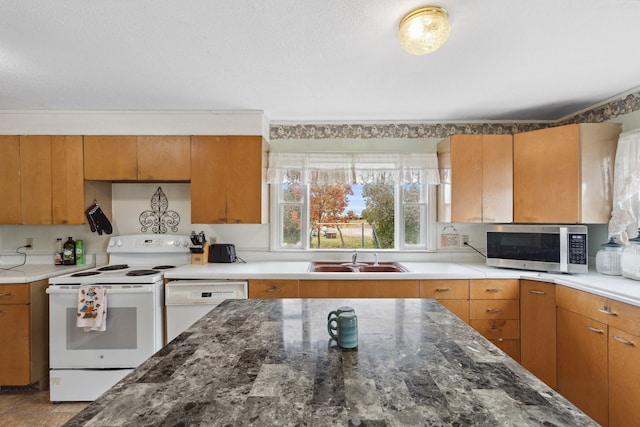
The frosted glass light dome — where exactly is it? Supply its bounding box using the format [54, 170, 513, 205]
[399, 6, 451, 55]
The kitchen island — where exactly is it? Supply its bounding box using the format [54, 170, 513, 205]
[65, 298, 595, 426]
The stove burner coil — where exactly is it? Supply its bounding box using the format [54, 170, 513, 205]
[126, 269, 160, 276]
[152, 265, 176, 270]
[98, 264, 129, 271]
[71, 271, 101, 277]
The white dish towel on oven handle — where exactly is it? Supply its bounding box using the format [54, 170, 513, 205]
[77, 286, 107, 331]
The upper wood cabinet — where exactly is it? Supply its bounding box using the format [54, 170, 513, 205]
[437, 134, 513, 223]
[0, 136, 21, 223]
[84, 136, 190, 181]
[513, 123, 620, 224]
[0, 135, 85, 225]
[191, 135, 268, 224]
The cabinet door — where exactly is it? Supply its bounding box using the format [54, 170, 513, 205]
[451, 135, 483, 222]
[482, 134, 513, 223]
[609, 327, 640, 427]
[514, 125, 580, 223]
[520, 280, 556, 389]
[299, 280, 419, 298]
[0, 136, 21, 224]
[557, 307, 608, 426]
[51, 135, 85, 224]
[0, 304, 31, 385]
[20, 136, 52, 224]
[84, 136, 137, 180]
[191, 135, 266, 224]
[137, 136, 191, 181]
[191, 136, 227, 223]
[248, 280, 299, 298]
[225, 136, 266, 224]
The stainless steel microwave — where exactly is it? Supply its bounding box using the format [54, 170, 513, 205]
[486, 224, 588, 274]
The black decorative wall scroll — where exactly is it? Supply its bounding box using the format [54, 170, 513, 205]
[139, 187, 180, 234]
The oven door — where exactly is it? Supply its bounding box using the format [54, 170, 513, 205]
[47, 284, 162, 369]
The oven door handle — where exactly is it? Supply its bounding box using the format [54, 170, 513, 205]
[46, 286, 155, 295]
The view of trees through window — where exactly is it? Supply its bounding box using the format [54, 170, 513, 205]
[281, 182, 423, 249]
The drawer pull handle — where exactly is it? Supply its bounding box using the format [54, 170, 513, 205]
[613, 336, 635, 346]
[435, 288, 452, 292]
[0, 293, 14, 297]
[488, 327, 503, 332]
[486, 308, 503, 313]
[598, 307, 618, 316]
[528, 289, 546, 295]
[486, 288, 503, 293]
[267, 287, 281, 293]
[585, 325, 605, 334]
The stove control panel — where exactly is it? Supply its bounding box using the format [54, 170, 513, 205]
[107, 234, 191, 253]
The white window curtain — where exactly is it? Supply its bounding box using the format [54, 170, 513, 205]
[267, 152, 440, 185]
[609, 128, 640, 242]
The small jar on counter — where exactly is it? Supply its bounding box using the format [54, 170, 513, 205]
[595, 237, 623, 276]
[621, 233, 640, 280]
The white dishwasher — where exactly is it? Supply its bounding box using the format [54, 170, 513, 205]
[165, 280, 248, 343]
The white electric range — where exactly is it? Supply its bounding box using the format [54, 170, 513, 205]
[46, 234, 191, 402]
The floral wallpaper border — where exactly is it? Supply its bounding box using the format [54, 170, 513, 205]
[269, 90, 640, 140]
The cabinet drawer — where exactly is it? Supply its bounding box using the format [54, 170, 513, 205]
[604, 299, 640, 337]
[298, 280, 419, 298]
[437, 300, 469, 324]
[420, 279, 469, 299]
[0, 284, 30, 304]
[470, 299, 519, 319]
[470, 319, 520, 340]
[490, 339, 521, 362]
[556, 286, 609, 323]
[470, 279, 519, 299]
[248, 280, 299, 299]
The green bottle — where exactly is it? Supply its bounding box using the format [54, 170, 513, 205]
[63, 237, 76, 265]
[75, 240, 85, 265]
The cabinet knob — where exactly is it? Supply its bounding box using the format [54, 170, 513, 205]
[598, 306, 618, 316]
[435, 288, 452, 292]
[0, 292, 14, 297]
[267, 287, 281, 293]
[486, 308, 503, 313]
[528, 289, 546, 295]
[486, 288, 503, 293]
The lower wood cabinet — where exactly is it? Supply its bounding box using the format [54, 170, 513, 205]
[419, 279, 469, 323]
[520, 280, 556, 389]
[469, 279, 520, 362]
[556, 285, 640, 427]
[0, 280, 48, 388]
[609, 327, 640, 427]
[248, 280, 299, 298]
[557, 306, 608, 426]
[298, 280, 419, 298]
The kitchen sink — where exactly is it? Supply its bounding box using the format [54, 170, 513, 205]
[309, 261, 407, 273]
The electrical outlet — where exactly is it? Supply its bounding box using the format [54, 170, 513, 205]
[26, 237, 34, 248]
[462, 235, 469, 246]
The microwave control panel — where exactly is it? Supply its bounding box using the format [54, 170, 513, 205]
[568, 234, 587, 264]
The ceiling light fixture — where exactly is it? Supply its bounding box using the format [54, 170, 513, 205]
[398, 6, 450, 55]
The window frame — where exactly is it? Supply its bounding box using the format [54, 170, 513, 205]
[270, 181, 437, 252]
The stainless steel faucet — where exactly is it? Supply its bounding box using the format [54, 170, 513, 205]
[352, 249, 358, 265]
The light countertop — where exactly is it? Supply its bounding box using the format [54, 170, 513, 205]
[164, 261, 640, 307]
[0, 263, 95, 284]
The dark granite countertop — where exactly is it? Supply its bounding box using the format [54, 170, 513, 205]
[66, 299, 596, 426]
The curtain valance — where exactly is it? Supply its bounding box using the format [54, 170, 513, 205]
[266, 152, 440, 185]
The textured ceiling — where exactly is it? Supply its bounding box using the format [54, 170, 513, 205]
[1, 0, 639, 123]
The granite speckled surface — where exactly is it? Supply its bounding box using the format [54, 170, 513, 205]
[65, 299, 596, 426]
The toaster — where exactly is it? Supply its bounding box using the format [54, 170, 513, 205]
[208, 244, 237, 263]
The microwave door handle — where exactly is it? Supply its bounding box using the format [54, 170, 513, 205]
[559, 227, 568, 272]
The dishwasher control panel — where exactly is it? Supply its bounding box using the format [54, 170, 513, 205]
[188, 290, 237, 300]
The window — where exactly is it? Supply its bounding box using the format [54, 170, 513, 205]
[268, 152, 439, 251]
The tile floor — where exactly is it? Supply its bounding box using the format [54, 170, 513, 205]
[0, 389, 88, 427]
